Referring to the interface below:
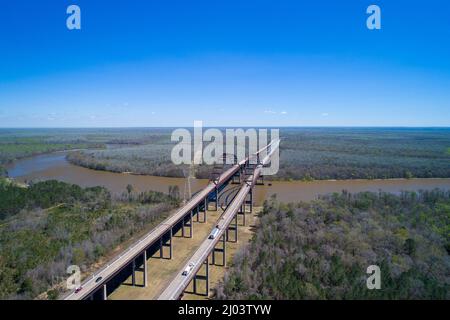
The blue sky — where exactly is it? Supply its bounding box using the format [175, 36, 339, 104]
[0, 0, 449, 127]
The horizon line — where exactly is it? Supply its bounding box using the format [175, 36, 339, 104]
[1, 126, 450, 129]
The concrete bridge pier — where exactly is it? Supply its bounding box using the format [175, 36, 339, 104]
[191, 257, 210, 297]
[169, 228, 173, 259]
[226, 214, 238, 243]
[211, 234, 227, 267]
[246, 189, 253, 213]
[232, 170, 241, 184]
[189, 210, 194, 238]
[214, 188, 219, 211]
[159, 229, 173, 259]
[237, 203, 245, 226]
[143, 251, 148, 287]
[181, 217, 185, 238]
[102, 284, 107, 300]
[194, 203, 206, 223]
[179, 211, 194, 238]
[131, 259, 136, 286]
[222, 234, 226, 266]
[203, 198, 208, 222]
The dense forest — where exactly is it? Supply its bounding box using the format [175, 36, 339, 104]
[277, 128, 450, 180]
[0, 178, 180, 299]
[65, 128, 450, 180]
[216, 190, 450, 299]
[66, 145, 185, 177]
[2, 128, 450, 181]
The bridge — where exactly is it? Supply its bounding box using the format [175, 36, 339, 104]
[158, 140, 279, 300]
[63, 139, 279, 300]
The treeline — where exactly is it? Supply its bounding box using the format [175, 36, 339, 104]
[114, 184, 181, 206]
[277, 128, 450, 180]
[0, 179, 180, 299]
[66, 128, 450, 181]
[216, 190, 450, 299]
[66, 147, 188, 178]
[0, 180, 110, 220]
[0, 141, 102, 166]
[3, 127, 448, 182]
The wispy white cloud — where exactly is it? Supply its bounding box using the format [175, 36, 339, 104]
[264, 109, 288, 115]
[321, 112, 329, 117]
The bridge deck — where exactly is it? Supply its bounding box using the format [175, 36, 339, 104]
[158, 168, 263, 300]
[64, 164, 241, 300]
[157, 140, 279, 300]
[63, 140, 278, 300]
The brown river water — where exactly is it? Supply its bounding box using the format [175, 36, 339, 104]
[7, 152, 450, 205]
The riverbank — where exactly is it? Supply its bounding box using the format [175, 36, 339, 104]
[60, 127, 450, 181]
[60, 147, 450, 182]
[9, 150, 450, 184]
[6, 151, 450, 205]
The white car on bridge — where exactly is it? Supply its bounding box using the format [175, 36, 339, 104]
[182, 262, 195, 276]
[209, 226, 220, 239]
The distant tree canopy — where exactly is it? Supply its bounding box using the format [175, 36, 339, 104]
[66, 128, 450, 180]
[217, 190, 450, 300]
[2, 128, 450, 181]
[0, 180, 110, 220]
[0, 141, 101, 166]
